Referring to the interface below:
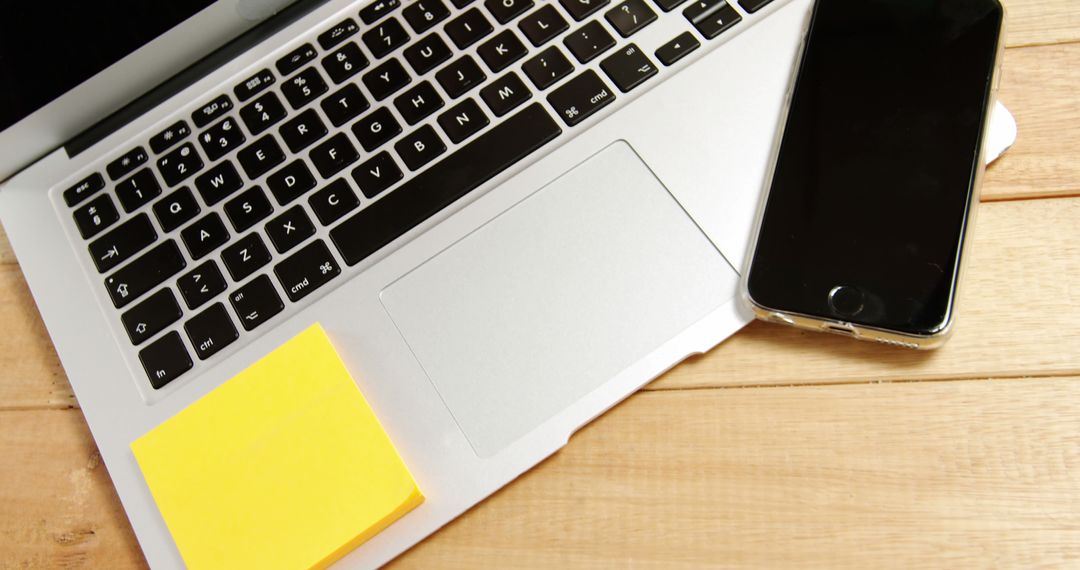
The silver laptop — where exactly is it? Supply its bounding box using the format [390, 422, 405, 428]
[0, 0, 1015, 567]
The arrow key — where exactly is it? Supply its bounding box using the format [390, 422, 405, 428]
[229, 274, 284, 331]
[655, 31, 700, 66]
[177, 260, 228, 309]
[121, 288, 183, 346]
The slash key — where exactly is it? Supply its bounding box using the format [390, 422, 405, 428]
[546, 69, 616, 126]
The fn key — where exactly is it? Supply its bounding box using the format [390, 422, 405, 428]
[139, 331, 193, 389]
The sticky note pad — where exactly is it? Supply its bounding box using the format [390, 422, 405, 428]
[131, 324, 423, 570]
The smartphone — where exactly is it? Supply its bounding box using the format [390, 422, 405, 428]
[742, 0, 1005, 349]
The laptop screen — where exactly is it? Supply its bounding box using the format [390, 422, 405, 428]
[0, 1, 218, 132]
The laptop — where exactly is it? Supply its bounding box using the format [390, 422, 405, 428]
[0, 0, 1016, 566]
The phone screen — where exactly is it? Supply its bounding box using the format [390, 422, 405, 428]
[746, 0, 1003, 336]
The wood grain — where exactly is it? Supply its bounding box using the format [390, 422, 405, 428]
[394, 378, 1080, 568]
[1002, 0, 1080, 47]
[5, 378, 1078, 568]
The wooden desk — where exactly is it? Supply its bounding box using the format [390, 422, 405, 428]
[2, 0, 1077, 566]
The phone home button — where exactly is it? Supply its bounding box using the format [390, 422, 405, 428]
[828, 285, 865, 318]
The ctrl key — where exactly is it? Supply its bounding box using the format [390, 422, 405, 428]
[184, 302, 239, 361]
[139, 331, 193, 389]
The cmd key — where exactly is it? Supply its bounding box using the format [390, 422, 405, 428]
[274, 240, 341, 302]
[547, 69, 616, 126]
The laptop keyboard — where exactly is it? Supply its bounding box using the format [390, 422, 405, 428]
[60, 0, 774, 391]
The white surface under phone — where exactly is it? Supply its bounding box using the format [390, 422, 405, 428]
[0, 0, 1017, 567]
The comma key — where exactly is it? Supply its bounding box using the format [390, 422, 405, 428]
[273, 240, 341, 302]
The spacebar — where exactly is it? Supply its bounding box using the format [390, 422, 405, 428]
[330, 103, 562, 266]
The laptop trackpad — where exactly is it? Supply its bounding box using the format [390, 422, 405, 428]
[380, 141, 736, 456]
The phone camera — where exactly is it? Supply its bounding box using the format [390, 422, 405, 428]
[828, 285, 865, 318]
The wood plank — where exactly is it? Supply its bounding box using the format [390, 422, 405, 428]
[983, 43, 1080, 201]
[2, 194, 1078, 408]
[395, 378, 1080, 568]
[1002, 0, 1080, 47]
[650, 195, 1080, 390]
[4, 378, 1078, 568]
[0, 409, 145, 569]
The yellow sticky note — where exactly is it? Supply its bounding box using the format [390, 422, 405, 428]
[132, 324, 423, 570]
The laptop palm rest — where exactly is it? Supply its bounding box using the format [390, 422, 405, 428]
[380, 141, 736, 456]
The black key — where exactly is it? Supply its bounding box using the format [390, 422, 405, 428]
[237, 135, 286, 179]
[73, 194, 120, 239]
[149, 121, 192, 155]
[107, 146, 149, 181]
[239, 92, 287, 135]
[363, 18, 410, 59]
[274, 240, 341, 302]
[310, 178, 362, 224]
[157, 142, 204, 187]
[331, 104, 560, 265]
[395, 125, 446, 171]
[351, 151, 404, 198]
[403, 0, 450, 33]
[105, 240, 187, 308]
[320, 84, 370, 127]
[221, 232, 272, 281]
[654, 0, 689, 10]
[480, 72, 532, 116]
[281, 67, 329, 110]
[153, 187, 201, 233]
[393, 81, 444, 125]
[477, 29, 528, 72]
[522, 46, 574, 90]
[88, 213, 157, 273]
[682, 0, 721, 23]
[605, 0, 657, 37]
[280, 109, 328, 152]
[655, 31, 700, 65]
[444, 8, 493, 49]
[181, 212, 230, 260]
[360, 0, 401, 24]
[518, 5, 569, 46]
[224, 186, 274, 233]
[194, 160, 243, 206]
[230, 275, 284, 331]
[276, 43, 318, 76]
[362, 58, 412, 101]
[265, 205, 316, 253]
[317, 18, 360, 50]
[184, 303, 238, 361]
[691, 2, 740, 38]
[450, 0, 474, 7]
[310, 133, 360, 179]
[352, 107, 402, 151]
[115, 168, 162, 213]
[563, 20, 616, 63]
[600, 43, 658, 92]
[322, 42, 370, 84]
[234, 68, 276, 102]
[738, 0, 773, 13]
[192, 94, 235, 128]
[63, 172, 105, 207]
[121, 288, 182, 346]
[404, 33, 452, 75]
[267, 160, 317, 205]
[139, 331, 192, 389]
[484, 0, 532, 24]
[560, 0, 610, 20]
[198, 117, 245, 162]
[438, 98, 490, 143]
[547, 69, 616, 126]
[177, 260, 228, 309]
[435, 56, 486, 98]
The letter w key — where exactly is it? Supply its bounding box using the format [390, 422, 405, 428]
[194, 161, 244, 205]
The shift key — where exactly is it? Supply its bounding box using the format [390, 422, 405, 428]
[274, 240, 341, 302]
[105, 240, 187, 308]
[546, 69, 616, 127]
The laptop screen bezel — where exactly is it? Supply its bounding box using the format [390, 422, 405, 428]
[0, 0, 297, 182]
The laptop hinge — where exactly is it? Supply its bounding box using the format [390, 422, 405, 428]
[65, 0, 330, 157]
